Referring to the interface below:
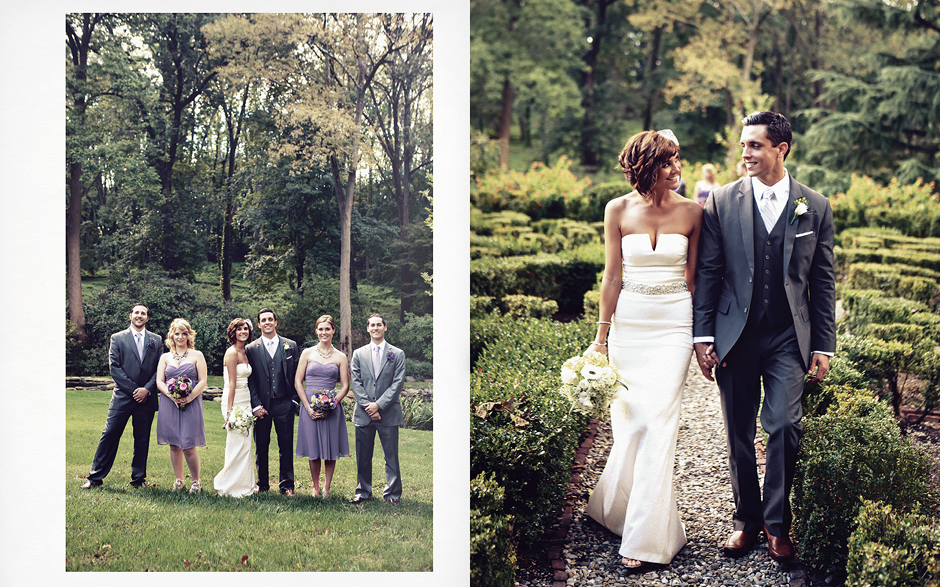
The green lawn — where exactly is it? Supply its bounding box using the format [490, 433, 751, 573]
[66, 389, 433, 571]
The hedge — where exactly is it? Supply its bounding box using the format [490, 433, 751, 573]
[793, 393, 935, 574]
[470, 473, 516, 587]
[470, 253, 604, 315]
[845, 500, 940, 587]
[470, 315, 593, 547]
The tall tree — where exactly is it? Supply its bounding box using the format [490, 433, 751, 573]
[66, 13, 107, 341]
[365, 14, 433, 321]
[470, 0, 584, 167]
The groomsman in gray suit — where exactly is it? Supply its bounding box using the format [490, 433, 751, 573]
[349, 314, 407, 504]
[81, 303, 162, 488]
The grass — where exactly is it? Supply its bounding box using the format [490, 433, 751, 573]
[66, 388, 433, 572]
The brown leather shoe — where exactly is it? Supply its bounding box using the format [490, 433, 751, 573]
[722, 530, 759, 558]
[764, 526, 794, 562]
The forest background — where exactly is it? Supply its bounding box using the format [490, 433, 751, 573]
[65, 13, 434, 377]
[471, 0, 939, 192]
[1, 3, 472, 586]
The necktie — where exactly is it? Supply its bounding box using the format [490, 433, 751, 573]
[267, 340, 275, 358]
[135, 332, 144, 361]
[759, 189, 778, 232]
[373, 346, 382, 379]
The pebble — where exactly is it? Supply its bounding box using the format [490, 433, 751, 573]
[518, 363, 800, 586]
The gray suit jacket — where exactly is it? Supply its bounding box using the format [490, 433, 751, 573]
[350, 342, 406, 427]
[692, 176, 836, 368]
[108, 327, 162, 412]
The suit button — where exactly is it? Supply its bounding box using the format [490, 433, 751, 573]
[765, 284, 769, 289]
[744, 308, 748, 313]
[764, 299, 769, 304]
[765, 254, 771, 260]
[749, 277, 753, 283]
[767, 240, 771, 246]
[765, 269, 770, 274]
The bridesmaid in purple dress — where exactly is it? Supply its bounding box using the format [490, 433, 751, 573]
[294, 315, 350, 498]
[155, 318, 208, 493]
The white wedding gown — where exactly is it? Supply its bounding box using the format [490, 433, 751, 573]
[213, 363, 256, 497]
[585, 233, 691, 563]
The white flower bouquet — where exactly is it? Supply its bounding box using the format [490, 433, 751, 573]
[227, 405, 257, 435]
[558, 351, 625, 419]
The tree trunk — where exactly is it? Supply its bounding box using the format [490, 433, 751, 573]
[498, 76, 514, 168]
[642, 27, 664, 131]
[67, 161, 87, 341]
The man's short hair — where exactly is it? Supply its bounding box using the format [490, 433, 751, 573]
[367, 313, 386, 327]
[130, 302, 149, 315]
[742, 111, 793, 161]
[258, 307, 277, 322]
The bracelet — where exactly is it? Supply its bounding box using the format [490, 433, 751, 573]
[596, 320, 611, 325]
[592, 341, 607, 346]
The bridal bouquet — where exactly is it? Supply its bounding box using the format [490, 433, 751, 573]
[227, 405, 256, 435]
[167, 374, 193, 411]
[311, 390, 338, 412]
[558, 351, 625, 419]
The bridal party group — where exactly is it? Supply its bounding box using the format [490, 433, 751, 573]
[79, 303, 407, 505]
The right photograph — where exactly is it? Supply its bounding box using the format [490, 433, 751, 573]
[469, 1, 940, 586]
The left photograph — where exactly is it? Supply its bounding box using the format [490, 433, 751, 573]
[65, 12, 433, 572]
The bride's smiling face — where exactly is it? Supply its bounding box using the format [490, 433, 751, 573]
[653, 153, 682, 193]
[235, 323, 250, 342]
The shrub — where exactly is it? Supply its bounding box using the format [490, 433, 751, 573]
[471, 296, 498, 320]
[793, 395, 934, 574]
[394, 312, 433, 364]
[470, 253, 603, 315]
[839, 334, 916, 416]
[401, 395, 433, 430]
[841, 248, 940, 273]
[471, 317, 594, 547]
[532, 218, 602, 249]
[502, 295, 558, 319]
[829, 175, 940, 237]
[842, 292, 933, 335]
[406, 360, 433, 382]
[471, 156, 592, 220]
[567, 181, 627, 223]
[845, 500, 940, 587]
[846, 263, 940, 306]
[470, 473, 516, 587]
[914, 347, 940, 424]
[801, 355, 872, 417]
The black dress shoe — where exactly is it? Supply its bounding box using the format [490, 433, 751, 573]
[79, 480, 99, 489]
[129, 481, 152, 488]
[722, 530, 759, 558]
[384, 497, 400, 505]
[349, 495, 372, 504]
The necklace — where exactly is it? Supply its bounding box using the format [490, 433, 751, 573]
[316, 344, 335, 359]
[172, 349, 189, 362]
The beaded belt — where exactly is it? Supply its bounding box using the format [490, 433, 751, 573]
[621, 279, 688, 295]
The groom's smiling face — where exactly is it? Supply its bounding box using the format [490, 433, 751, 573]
[129, 305, 149, 330]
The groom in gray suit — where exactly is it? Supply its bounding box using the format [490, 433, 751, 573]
[81, 303, 162, 488]
[693, 112, 836, 562]
[350, 313, 407, 504]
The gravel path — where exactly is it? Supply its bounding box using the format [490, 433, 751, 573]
[522, 363, 807, 587]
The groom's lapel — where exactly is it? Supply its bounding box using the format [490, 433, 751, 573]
[735, 180, 756, 276]
[782, 177, 799, 272]
[362, 347, 376, 382]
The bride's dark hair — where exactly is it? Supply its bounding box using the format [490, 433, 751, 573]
[226, 318, 253, 346]
[619, 131, 679, 197]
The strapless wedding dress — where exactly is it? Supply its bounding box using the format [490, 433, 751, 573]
[585, 233, 691, 563]
[213, 363, 256, 497]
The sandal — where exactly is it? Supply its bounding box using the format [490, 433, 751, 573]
[173, 479, 185, 491]
[189, 480, 202, 494]
[622, 558, 650, 574]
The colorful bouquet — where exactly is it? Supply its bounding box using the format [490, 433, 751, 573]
[167, 374, 193, 411]
[311, 390, 338, 412]
[227, 405, 256, 435]
[558, 351, 625, 419]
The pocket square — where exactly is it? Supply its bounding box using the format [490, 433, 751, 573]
[795, 231, 814, 238]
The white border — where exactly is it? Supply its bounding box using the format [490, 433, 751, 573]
[0, 2, 469, 586]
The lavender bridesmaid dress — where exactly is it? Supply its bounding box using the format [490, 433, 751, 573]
[157, 362, 206, 450]
[296, 361, 350, 460]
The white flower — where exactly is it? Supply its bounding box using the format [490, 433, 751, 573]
[581, 365, 602, 380]
[561, 366, 579, 386]
[794, 201, 808, 216]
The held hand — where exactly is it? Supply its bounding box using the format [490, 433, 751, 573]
[255, 407, 269, 419]
[807, 353, 830, 385]
[370, 412, 382, 422]
[693, 342, 720, 382]
[133, 387, 149, 403]
[364, 402, 380, 418]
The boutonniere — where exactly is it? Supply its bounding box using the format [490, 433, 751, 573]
[148, 338, 156, 349]
[386, 350, 395, 362]
[790, 197, 816, 225]
[283, 342, 291, 352]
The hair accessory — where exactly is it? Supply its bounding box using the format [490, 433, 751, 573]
[245, 318, 252, 331]
[657, 129, 679, 146]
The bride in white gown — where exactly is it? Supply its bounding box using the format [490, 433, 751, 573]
[213, 318, 256, 497]
[584, 129, 703, 569]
